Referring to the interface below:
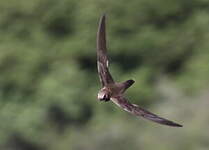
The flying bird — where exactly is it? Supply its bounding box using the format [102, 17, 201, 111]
[96, 14, 182, 127]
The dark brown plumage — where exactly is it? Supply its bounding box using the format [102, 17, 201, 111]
[96, 14, 182, 127]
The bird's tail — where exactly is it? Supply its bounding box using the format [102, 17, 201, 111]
[119, 79, 135, 93]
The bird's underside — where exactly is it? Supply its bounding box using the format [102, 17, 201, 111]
[96, 14, 183, 127]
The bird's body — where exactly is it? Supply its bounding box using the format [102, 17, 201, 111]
[96, 14, 183, 127]
[98, 80, 135, 101]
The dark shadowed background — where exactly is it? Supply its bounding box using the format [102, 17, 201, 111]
[0, 0, 209, 149]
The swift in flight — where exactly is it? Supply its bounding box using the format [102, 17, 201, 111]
[97, 15, 182, 127]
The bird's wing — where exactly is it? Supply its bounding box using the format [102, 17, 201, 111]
[111, 96, 182, 127]
[97, 15, 114, 87]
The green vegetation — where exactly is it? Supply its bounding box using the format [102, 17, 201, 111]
[0, 0, 209, 149]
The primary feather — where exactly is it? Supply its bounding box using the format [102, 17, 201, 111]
[111, 96, 182, 127]
[97, 15, 114, 87]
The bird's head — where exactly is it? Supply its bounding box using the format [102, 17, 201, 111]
[98, 88, 110, 101]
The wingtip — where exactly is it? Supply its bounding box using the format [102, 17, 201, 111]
[174, 123, 183, 127]
[99, 14, 106, 24]
[167, 122, 183, 127]
[101, 13, 106, 19]
[97, 13, 107, 51]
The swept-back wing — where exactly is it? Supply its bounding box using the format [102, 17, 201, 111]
[111, 96, 183, 127]
[97, 15, 114, 87]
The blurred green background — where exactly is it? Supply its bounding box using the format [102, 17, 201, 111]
[1, 0, 209, 149]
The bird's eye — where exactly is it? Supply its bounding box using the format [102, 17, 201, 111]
[98, 90, 110, 101]
[103, 94, 110, 100]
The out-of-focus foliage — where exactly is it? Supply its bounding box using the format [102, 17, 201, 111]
[0, 0, 209, 149]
